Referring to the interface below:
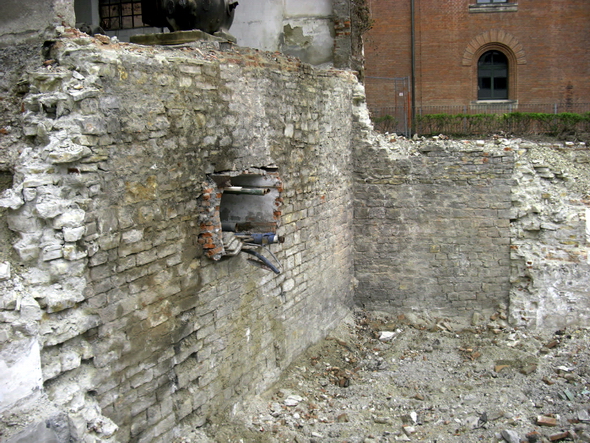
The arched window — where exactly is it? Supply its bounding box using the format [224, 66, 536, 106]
[478, 50, 508, 100]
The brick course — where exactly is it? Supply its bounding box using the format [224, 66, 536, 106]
[364, 0, 590, 109]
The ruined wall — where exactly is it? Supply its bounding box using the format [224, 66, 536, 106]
[352, 130, 590, 330]
[0, 0, 74, 45]
[509, 141, 590, 330]
[353, 139, 514, 319]
[0, 31, 356, 442]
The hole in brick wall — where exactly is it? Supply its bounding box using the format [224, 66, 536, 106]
[198, 167, 283, 264]
[216, 170, 282, 233]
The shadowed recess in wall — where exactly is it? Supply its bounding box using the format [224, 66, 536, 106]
[198, 167, 283, 266]
[0, 171, 13, 193]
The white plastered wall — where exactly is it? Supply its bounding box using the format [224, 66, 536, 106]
[231, 0, 334, 65]
[71, 0, 335, 65]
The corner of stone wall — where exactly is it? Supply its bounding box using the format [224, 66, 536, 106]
[508, 141, 590, 330]
[0, 42, 116, 440]
[1, 32, 358, 442]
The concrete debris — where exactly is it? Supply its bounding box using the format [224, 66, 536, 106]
[0, 262, 10, 281]
[378, 331, 396, 341]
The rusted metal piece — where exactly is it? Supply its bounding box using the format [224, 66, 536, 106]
[141, 0, 238, 34]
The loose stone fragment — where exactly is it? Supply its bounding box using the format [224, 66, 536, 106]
[402, 425, 416, 436]
[373, 416, 392, 425]
[525, 430, 542, 442]
[520, 364, 538, 375]
[548, 431, 570, 441]
[501, 429, 520, 443]
[0, 262, 10, 281]
[284, 395, 303, 406]
[578, 409, 590, 422]
[537, 415, 558, 426]
[379, 331, 396, 341]
[336, 413, 349, 423]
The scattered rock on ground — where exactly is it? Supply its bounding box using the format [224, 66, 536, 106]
[180, 309, 590, 442]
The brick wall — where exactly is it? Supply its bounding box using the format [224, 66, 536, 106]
[354, 140, 514, 319]
[364, 0, 590, 109]
[0, 33, 356, 442]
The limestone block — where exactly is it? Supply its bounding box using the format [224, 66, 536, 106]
[62, 244, 88, 261]
[13, 235, 41, 262]
[40, 309, 100, 346]
[7, 207, 43, 233]
[68, 87, 100, 102]
[42, 244, 63, 261]
[77, 116, 107, 135]
[45, 139, 91, 164]
[0, 262, 10, 281]
[52, 208, 86, 229]
[48, 258, 87, 279]
[19, 296, 42, 323]
[41, 346, 62, 381]
[22, 174, 55, 188]
[31, 278, 86, 313]
[22, 188, 37, 202]
[35, 195, 68, 219]
[0, 187, 24, 210]
[122, 229, 144, 244]
[87, 415, 118, 438]
[0, 338, 43, 413]
[60, 347, 82, 373]
[63, 226, 85, 242]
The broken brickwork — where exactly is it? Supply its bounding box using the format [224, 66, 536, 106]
[197, 178, 224, 260]
[0, 31, 356, 442]
[1, 1, 590, 442]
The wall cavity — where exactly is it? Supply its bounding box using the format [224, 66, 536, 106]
[198, 168, 282, 261]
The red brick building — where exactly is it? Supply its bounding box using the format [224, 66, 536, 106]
[364, 0, 590, 124]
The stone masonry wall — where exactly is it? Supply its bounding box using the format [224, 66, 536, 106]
[352, 129, 590, 330]
[509, 141, 590, 330]
[0, 30, 356, 442]
[354, 138, 514, 320]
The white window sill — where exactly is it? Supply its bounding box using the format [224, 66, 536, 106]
[473, 100, 517, 105]
[469, 3, 518, 13]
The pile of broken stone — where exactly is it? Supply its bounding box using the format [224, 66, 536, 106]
[188, 309, 590, 443]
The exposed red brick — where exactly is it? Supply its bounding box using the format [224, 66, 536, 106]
[537, 415, 558, 426]
[364, 0, 590, 109]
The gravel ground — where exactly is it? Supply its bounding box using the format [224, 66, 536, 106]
[185, 309, 590, 443]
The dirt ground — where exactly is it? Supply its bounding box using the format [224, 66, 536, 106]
[183, 309, 590, 443]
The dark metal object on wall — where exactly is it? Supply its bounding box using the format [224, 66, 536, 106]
[141, 0, 238, 34]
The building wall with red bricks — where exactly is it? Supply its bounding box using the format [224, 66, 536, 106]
[364, 0, 590, 111]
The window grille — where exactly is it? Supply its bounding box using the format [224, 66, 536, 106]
[478, 50, 509, 100]
[100, 0, 144, 30]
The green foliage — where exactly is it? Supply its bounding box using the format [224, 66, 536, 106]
[414, 112, 590, 137]
[373, 114, 398, 133]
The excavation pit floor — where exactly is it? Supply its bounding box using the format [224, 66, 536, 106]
[183, 309, 590, 443]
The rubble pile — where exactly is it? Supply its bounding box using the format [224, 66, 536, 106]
[190, 309, 590, 443]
